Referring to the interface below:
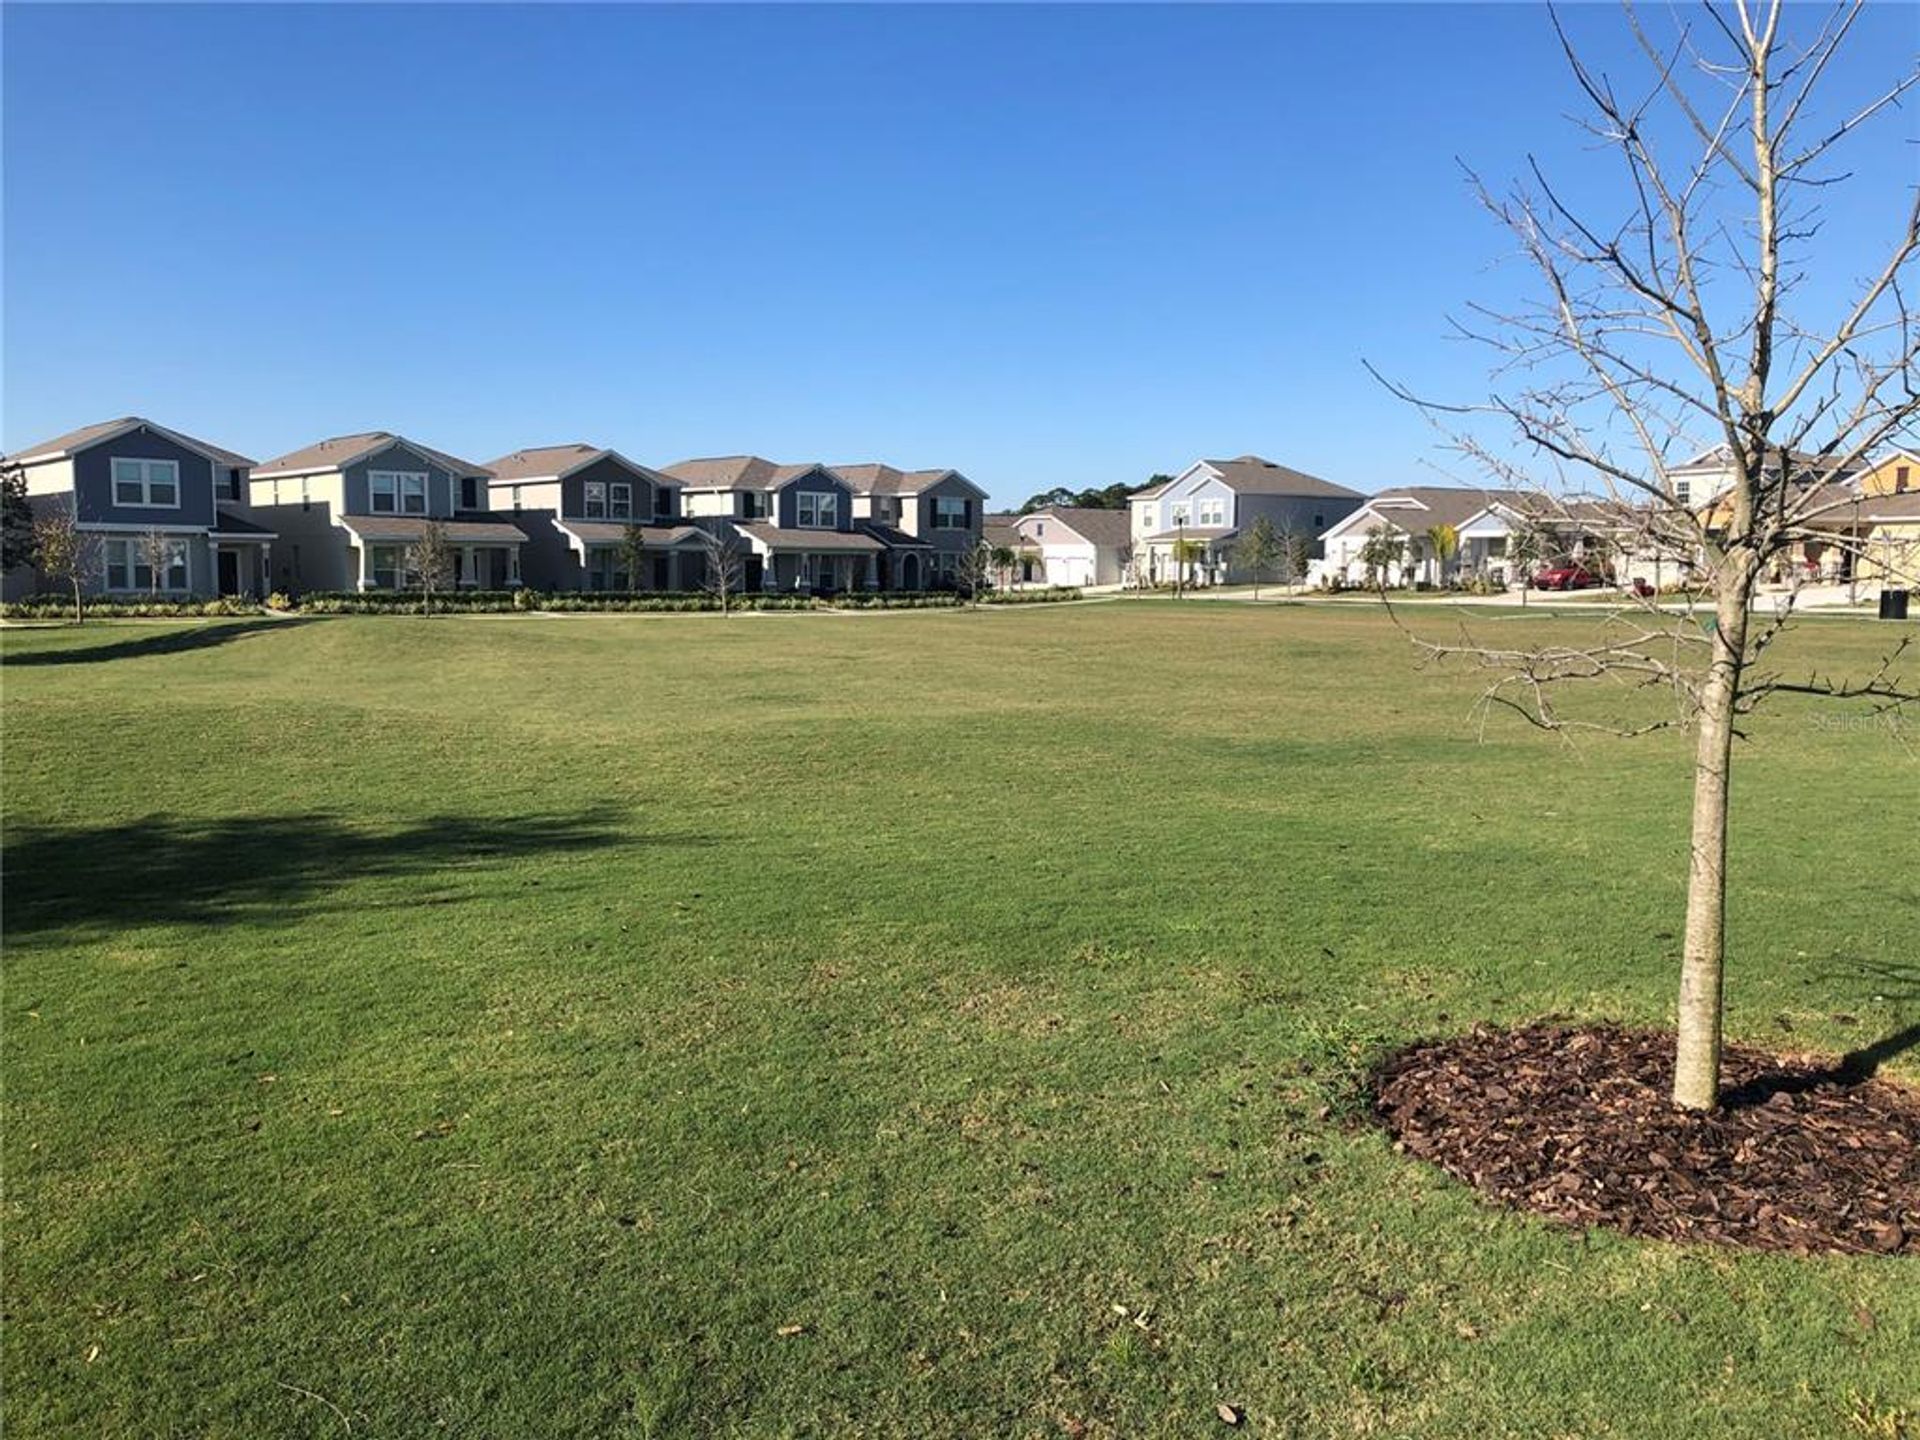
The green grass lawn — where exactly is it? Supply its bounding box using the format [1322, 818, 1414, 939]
[4, 605, 1916, 1438]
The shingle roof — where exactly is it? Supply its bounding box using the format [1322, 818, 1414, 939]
[338, 514, 528, 543]
[484, 444, 679, 487]
[255, 432, 490, 480]
[855, 521, 933, 549]
[1023, 505, 1133, 548]
[556, 520, 708, 547]
[834, 463, 978, 497]
[662, 456, 838, 492]
[1201, 455, 1362, 499]
[1356, 486, 1526, 532]
[7, 416, 254, 468]
[734, 522, 882, 552]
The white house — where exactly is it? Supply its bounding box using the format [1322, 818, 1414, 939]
[1128, 455, 1362, 587]
[1012, 506, 1131, 588]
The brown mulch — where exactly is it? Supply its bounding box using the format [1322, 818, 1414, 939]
[1372, 1023, 1920, 1256]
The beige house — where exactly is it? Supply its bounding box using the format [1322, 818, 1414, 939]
[1011, 506, 1131, 588]
[249, 432, 526, 592]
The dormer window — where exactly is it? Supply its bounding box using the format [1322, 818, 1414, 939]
[1197, 498, 1227, 527]
[369, 470, 428, 515]
[609, 482, 632, 519]
[796, 491, 839, 528]
[112, 458, 180, 507]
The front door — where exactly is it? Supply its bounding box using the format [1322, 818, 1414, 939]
[651, 554, 671, 591]
[217, 549, 240, 596]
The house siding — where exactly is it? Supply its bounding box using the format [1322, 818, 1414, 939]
[71, 427, 218, 529]
[905, 475, 983, 554]
[775, 472, 854, 532]
[340, 444, 457, 518]
[561, 456, 656, 522]
[251, 475, 352, 592]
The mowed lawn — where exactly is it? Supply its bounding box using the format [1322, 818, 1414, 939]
[3, 602, 1915, 1439]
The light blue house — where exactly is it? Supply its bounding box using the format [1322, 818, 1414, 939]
[1128, 455, 1364, 586]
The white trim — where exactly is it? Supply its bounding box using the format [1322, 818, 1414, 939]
[110, 457, 183, 509]
[794, 490, 840, 528]
[74, 521, 213, 535]
[368, 469, 430, 516]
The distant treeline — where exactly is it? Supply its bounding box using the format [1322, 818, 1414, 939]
[1016, 474, 1173, 514]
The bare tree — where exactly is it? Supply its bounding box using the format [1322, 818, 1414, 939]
[700, 525, 745, 615]
[33, 504, 100, 623]
[953, 537, 995, 606]
[138, 528, 177, 596]
[405, 522, 455, 615]
[1372, 0, 1918, 1108]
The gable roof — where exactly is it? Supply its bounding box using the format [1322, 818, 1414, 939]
[1198, 455, 1362, 499]
[662, 456, 843, 492]
[484, 443, 678, 488]
[253, 431, 490, 480]
[1322, 486, 1526, 540]
[1020, 505, 1132, 549]
[834, 463, 987, 498]
[6, 416, 254, 469]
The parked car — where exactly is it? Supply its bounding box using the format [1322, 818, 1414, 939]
[1533, 565, 1606, 591]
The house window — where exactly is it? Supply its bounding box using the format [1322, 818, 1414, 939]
[609, 483, 632, 519]
[1898, 465, 1911, 493]
[796, 491, 838, 528]
[225, 468, 245, 501]
[461, 476, 479, 510]
[301, 479, 311, 512]
[584, 482, 608, 519]
[104, 537, 188, 591]
[370, 544, 410, 589]
[588, 549, 628, 591]
[933, 496, 969, 529]
[1198, 498, 1227, 527]
[1170, 502, 1192, 526]
[654, 487, 673, 520]
[740, 492, 770, 520]
[1674, 479, 1692, 505]
[369, 470, 428, 515]
[110, 458, 180, 508]
[511, 486, 523, 513]
[1314, 514, 1324, 528]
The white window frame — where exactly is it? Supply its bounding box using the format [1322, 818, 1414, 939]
[1198, 497, 1227, 527]
[933, 496, 968, 530]
[369, 544, 414, 590]
[1170, 502, 1193, 527]
[103, 536, 189, 591]
[111, 458, 182, 509]
[369, 470, 429, 516]
[583, 481, 608, 520]
[796, 491, 839, 528]
[609, 482, 632, 519]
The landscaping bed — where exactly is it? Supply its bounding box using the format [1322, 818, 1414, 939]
[1373, 1022, 1920, 1256]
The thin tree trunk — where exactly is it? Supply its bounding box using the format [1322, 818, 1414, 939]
[72, 575, 83, 625]
[1672, 566, 1753, 1110]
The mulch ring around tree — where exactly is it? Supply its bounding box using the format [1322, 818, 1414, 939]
[1372, 1023, 1920, 1257]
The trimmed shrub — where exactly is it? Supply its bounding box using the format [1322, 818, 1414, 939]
[978, 586, 1082, 605]
[0, 593, 263, 619]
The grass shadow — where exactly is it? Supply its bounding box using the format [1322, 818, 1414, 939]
[2, 807, 697, 939]
[0, 618, 312, 667]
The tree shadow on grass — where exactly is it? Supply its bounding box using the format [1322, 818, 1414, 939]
[0, 618, 313, 667]
[1722, 962, 1920, 1111]
[2, 807, 696, 940]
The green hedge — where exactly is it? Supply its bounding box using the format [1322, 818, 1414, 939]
[978, 586, 1082, 605]
[0, 594, 265, 619]
[291, 589, 523, 614]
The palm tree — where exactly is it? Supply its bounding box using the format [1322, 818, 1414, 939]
[1171, 537, 1207, 597]
[1424, 523, 1459, 588]
[990, 544, 1016, 591]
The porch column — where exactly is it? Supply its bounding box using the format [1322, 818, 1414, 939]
[356, 543, 371, 592]
[461, 545, 475, 588]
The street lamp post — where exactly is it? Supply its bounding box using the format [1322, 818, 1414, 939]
[1176, 516, 1186, 600]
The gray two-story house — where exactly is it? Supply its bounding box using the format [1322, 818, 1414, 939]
[2, 415, 274, 599]
[663, 456, 884, 593]
[1129, 455, 1364, 586]
[834, 464, 987, 588]
[248, 432, 527, 592]
[484, 444, 707, 590]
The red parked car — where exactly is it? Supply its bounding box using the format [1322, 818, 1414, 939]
[1532, 565, 1606, 591]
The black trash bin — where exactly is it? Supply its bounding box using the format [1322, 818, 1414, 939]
[1879, 588, 1910, 620]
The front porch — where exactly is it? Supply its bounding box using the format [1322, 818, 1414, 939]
[341, 516, 530, 592]
[736, 523, 886, 593]
[1142, 528, 1233, 587]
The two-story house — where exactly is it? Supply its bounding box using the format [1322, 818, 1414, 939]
[833, 464, 987, 588]
[662, 457, 884, 593]
[484, 444, 707, 590]
[1129, 455, 1363, 587]
[2, 416, 273, 600]
[248, 432, 527, 593]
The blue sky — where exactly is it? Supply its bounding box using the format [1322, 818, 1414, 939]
[4, 3, 1914, 507]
